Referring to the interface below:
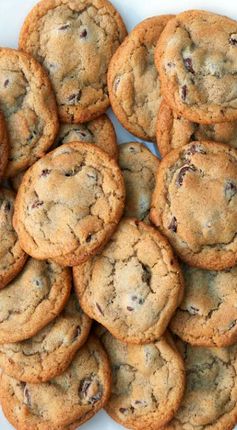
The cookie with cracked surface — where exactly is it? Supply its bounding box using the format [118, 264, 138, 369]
[0, 293, 91, 383]
[162, 341, 237, 430]
[95, 326, 185, 430]
[0, 48, 58, 178]
[13, 142, 125, 266]
[170, 265, 237, 347]
[0, 335, 111, 430]
[19, 0, 127, 124]
[119, 142, 159, 223]
[0, 258, 71, 344]
[108, 15, 173, 141]
[157, 101, 237, 157]
[0, 188, 27, 289]
[55, 115, 118, 159]
[150, 141, 237, 270]
[0, 111, 9, 179]
[155, 10, 237, 124]
[73, 218, 184, 344]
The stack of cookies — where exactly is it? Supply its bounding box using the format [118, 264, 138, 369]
[1, 1, 237, 429]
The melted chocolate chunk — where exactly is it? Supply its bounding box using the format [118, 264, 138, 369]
[96, 302, 104, 315]
[184, 57, 195, 74]
[79, 376, 102, 405]
[229, 34, 237, 45]
[23, 386, 31, 407]
[31, 200, 44, 209]
[80, 29, 88, 38]
[181, 85, 187, 101]
[176, 164, 196, 187]
[40, 169, 51, 177]
[59, 24, 70, 30]
[4, 79, 9, 87]
[127, 306, 134, 311]
[168, 216, 177, 233]
[68, 91, 82, 104]
[225, 181, 237, 201]
[141, 264, 151, 285]
[86, 233, 93, 243]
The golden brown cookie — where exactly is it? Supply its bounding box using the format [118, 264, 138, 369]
[19, 0, 127, 123]
[73, 218, 184, 344]
[157, 101, 237, 157]
[108, 15, 173, 141]
[13, 142, 125, 266]
[0, 187, 27, 289]
[119, 142, 159, 222]
[0, 335, 111, 430]
[151, 141, 237, 270]
[0, 112, 9, 179]
[0, 48, 58, 178]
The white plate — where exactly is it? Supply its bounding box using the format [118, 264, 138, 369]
[0, 0, 237, 429]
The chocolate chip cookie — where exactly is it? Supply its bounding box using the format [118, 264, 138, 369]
[73, 218, 183, 344]
[162, 341, 237, 430]
[19, 0, 127, 123]
[0, 112, 9, 179]
[96, 326, 185, 430]
[0, 258, 71, 344]
[0, 335, 111, 429]
[150, 141, 237, 270]
[119, 142, 159, 222]
[0, 293, 91, 383]
[157, 101, 237, 157]
[156, 11, 237, 124]
[13, 142, 125, 266]
[55, 115, 118, 159]
[170, 264, 237, 347]
[0, 48, 58, 178]
[0, 188, 27, 289]
[108, 15, 173, 141]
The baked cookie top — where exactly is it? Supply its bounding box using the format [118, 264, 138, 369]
[0, 293, 91, 383]
[13, 142, 125, 266]
[73, 218, 183, 344]
[155, 10, 237, 124]
[157, 101, 237, 157]
[119, 142, 159, 222]
[55, 114, 118, 159]
[0, 335, 111, 430]
[151, 141, 237, 270]
[97, 327, 185, 430]
[0, 112, 9, 179]
[19, 0, 127, 123]
[163, 341, 237, 430]
[171, 264, 237, 347]
[0, 48, 58, 178]
[0, 188, 27, 289]
[108, 15, 173, 141]
[0, 258, 71, 344]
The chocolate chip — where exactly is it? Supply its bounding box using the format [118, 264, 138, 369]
[68, 91, 82, 104]
[176, 164, 196, 187]
[181, 85, 187, 101]
[64, 164, 83, 177]
[4, 79, 9, 87]
[184, 57, 195, 74]
[229, 34, 237, 45]
[96, 302, 104, 315]
[167, 62, 175, 68]
[79, 376, 102, 405]
[168, 216, 177, 233]
[189, 306, 199, 315]
[59, 24, 70, 30]
[31, 200, 43, 209]
[119, 408, 127, 414]
[186, 143, 206, 155]
[23, 386, 31, 407]
[141, 264, 151, 285]
[225, 181, 237, 201]
[40, 169, 51, 177]
[127, 306, 134, 311]
[35, 280, 40, 286]
[80, 29, 88, 38]
[86, 234, 93, 243]
[119, 406, 134, 415]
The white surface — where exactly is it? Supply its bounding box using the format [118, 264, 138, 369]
[0, 0, 237, 429]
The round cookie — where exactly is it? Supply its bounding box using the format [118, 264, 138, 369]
[170, 265, 237, 347]
[119, 142, 159, 222]
[162, 341, 237, 430]
[157, 101, 237, 157]
[0, 112, 9, 179]
[0, 258, 71, 344]
[0, 48, 58, 178]
[73, 218, 184, 344]
[13, 142, 125, 266]
[55, 115, 118, 159]
[96, 326, 185, 430]
[150, 141, 237, 270]
[0, 188, 27, 289]
[0, 335, 111, 430]
[19, 0, 127, 123]
[108, 15, 173, 141]
[0, 293, 92, 383]
[155, 10, 237, 124]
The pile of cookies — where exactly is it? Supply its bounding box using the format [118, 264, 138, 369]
[1, 1, 237, 429]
